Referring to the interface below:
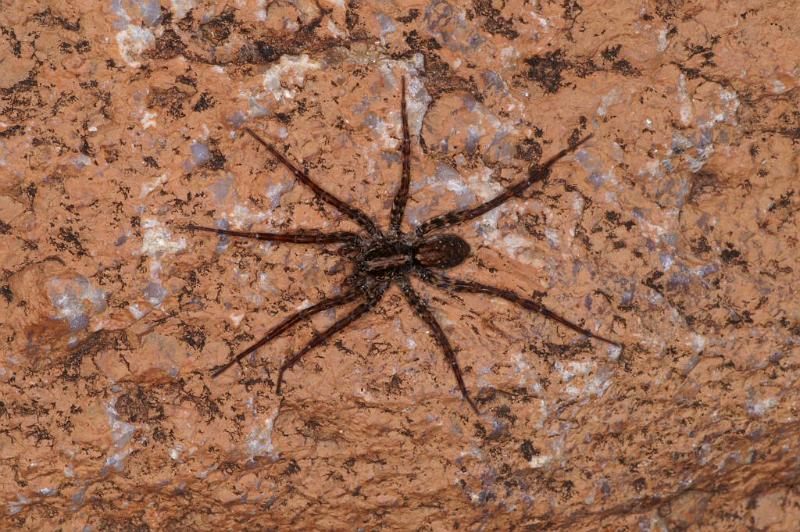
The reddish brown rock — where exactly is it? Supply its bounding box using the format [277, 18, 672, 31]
[1, 0, 799, 529]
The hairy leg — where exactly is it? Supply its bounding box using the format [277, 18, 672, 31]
[276, 283, 388, 394]
[397, 276, 480, 414]
[389, 75, 411, 235]
[210, 290, 362, 377]
[184, 224, 361, 244]
[415, 134, 592, 236]
[243, 127, 382, 237]
[418, 268, 622, 349]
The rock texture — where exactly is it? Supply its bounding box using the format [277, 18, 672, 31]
[1, 0, 799, 529]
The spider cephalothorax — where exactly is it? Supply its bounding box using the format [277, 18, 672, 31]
[186, 76, 621, 414]
[355, 234, 470, 277]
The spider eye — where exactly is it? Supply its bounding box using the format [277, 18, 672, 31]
[414, 234, 470, 269]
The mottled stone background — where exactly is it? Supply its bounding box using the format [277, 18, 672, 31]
[1, 0, 798, 529]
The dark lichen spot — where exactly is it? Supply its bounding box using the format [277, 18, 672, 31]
[520, 440, 539, 461]
[727, 309, 753, 326]
[233, 40, 281, 64]
[780, 319, 800, 336]
[568, 128, 582, 148]
[34, 8, 80, 31]
[152, 427, 170, 444]
[768, 190, 794, 212]
[1, 26, 22, 57]
[284, 459, 301, 475]
[0, 284, 12, 302]
[573, 57, 600, 78]
[494, 404, 516, 424]
[525, 50, 568, 93]
[193, 92, 215, 112]
[75, 40, 91, 53]
[388, 373, 402, 392]
[602, 44, 622, 60]
[0, 124, 24, 138]
[691, 236, 711, 255]
[55, 227, 87, 256]
[681, 66, 701, 79]
[472, 0, 519, 39]
[612, 59, 640, 76]
[51, 90, 78, 117]
[720, 243, 742, 264]
[201, 9, 235, 45]
[516, 138, 542, 162]
[655, 0, 685, 21]
[147, 28, 186, 60]
[181, 324, 207, 351]
[80, 137, 94, 157]
[643, 270, 664, 294]
[206, 148, 226, 170]
[176, 75, 196, 87]
[560, 480, 575, 500]
[62, 330, 130, 381]
[346, 0, 361, 32]
[1, 69, 38, 96]
[147, 86, 193, 119]
[404, 30, 441, 52]
[26, 425, 54, 446]
[116, 388, 151, 423]
[397, 8, 419, 23]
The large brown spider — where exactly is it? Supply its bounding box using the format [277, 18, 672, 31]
[186, 77, 621, 414]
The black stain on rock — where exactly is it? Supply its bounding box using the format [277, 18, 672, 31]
[525, 50, 568, 93]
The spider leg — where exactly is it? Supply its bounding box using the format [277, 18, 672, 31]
[276, 282, 388, 394]
[417, 268, 622, 349]
[210, 290, 362, 377]
[242, 127, 383, 238]
[415, 134, 593, 237]
[389, 75, 411, 235]
[397, 276, 480, 415]
[184, 224, 361, 244]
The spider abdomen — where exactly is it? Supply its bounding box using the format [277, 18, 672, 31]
[413, 234, 471, 269]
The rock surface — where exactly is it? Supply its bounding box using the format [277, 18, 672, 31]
[1, 0, 798, 529]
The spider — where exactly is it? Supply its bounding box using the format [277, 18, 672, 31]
[186, 76, 621, 414]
